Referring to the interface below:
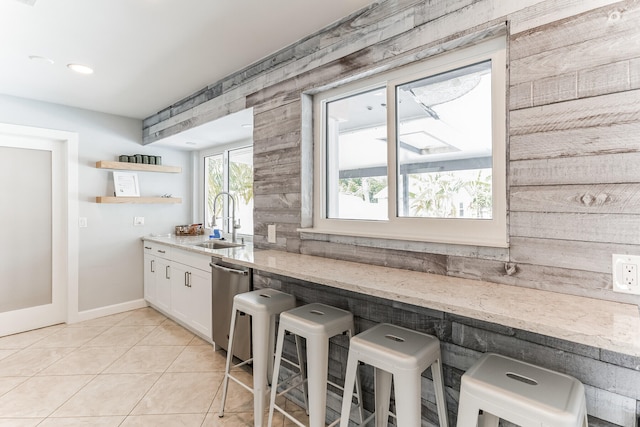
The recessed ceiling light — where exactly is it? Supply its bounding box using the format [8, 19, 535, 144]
[241, 123, 252, 128]
[28, 55, 54, 64]
[67, 63, 94, 75]
[185, 141, 197, 146]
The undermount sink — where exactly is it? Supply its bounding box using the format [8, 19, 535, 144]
[196, 240, 243, 250]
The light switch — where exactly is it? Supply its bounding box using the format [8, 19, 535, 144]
[78, 217, 87, 228]
[134, 216, 145, 226]
[267, 224, 276, 243]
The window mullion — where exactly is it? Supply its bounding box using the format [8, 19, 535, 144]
[386, 83, 397, 224]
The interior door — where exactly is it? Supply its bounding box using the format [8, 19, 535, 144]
[0, 132, 66, 336]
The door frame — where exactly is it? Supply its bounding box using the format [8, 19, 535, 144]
[0, 123, 79, 332]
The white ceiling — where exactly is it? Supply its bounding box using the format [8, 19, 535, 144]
[0, 0, 374, 122]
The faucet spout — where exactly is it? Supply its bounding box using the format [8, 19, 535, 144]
[212, 191, 240, 243]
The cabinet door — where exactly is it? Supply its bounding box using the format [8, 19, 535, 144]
[143, 254, 157, 304]
[155, 258, 172, 313]
[186, 267, 212, 340]
[170, 262, 191, 325]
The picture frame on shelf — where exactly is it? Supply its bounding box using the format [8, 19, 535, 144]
[113, 171, 140, 197]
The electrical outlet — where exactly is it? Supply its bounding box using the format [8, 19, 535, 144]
[267, 224, 276, 243]
[78, 217, 87, 228]
[134, 216, 145, 226]
[612, 254, 640, 295]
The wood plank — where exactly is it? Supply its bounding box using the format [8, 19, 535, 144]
[446, 256, 636, 304]
[510, 122, 640, 161]
[510, 236, 639, 274]
[510, 89, 640, 136]
[577, 60, 631, 98]
[95, 196, 181, 204]
[510, 211, 640, 244]
[509, 81, 533, 110]
[531, 72, 577, 106]
[510, 21, 640, 85]
[510, 184, 640, 214]
[299, 240, 448, 275]
[252, 146, 301, 169]
[510, 0, 637, 56]
[510, 153, 640, 186]
[253, 101, 301, 140]
[253, 132, 301, 156]
[95, 160, 181, 173]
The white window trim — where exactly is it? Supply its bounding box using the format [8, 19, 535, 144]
[198, 139, 253, 235]
[309, 37, 507, 248]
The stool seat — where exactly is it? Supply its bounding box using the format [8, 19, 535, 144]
[280, 303, 354, 337]
[350, 323, 442, 371]
[219, 288, 297, 427]
[234, 288, 299, 315]
[456, 353, 588, 427]
[340, 323, 448, 427]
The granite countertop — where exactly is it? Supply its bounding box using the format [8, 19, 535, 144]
[143, 235, 640, 357]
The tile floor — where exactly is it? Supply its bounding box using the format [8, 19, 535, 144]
[0, 307, 309, 427]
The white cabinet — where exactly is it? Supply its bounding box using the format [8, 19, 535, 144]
[170, 262, 212, 339]
[143, 243, 172, 311]
[143, 241, 212, 342]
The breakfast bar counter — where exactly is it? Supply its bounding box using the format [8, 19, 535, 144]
[143, 235, 640, 358]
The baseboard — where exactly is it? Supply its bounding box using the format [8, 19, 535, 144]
[73, 299, 148, 324]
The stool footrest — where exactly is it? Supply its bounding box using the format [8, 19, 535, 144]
[273, 403, 307, 427]
[225, 371, 255, 395]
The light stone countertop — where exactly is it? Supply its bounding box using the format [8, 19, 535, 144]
[143, 235, 640, 358]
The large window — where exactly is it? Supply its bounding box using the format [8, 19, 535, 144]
[313, 38, 506, 247]
[204, 145, 253, 236]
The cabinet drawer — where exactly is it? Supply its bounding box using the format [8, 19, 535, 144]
[143, 242, 172, 259]
[171, 247, 211, 272]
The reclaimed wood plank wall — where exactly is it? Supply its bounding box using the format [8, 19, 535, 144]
[143, 0, 640, 307]
[141, 0, 640, 424]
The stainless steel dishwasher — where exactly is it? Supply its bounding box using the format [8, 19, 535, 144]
[211, 259, 252, 361]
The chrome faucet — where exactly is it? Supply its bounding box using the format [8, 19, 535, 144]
[211, 191, 241, 243]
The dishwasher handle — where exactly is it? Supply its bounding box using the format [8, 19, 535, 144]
[210, 262, 249, 276]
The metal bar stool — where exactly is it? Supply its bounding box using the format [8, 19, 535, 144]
[456, 353, 588, 427]
[267, 303, 364, 427]
[339, 323, 449, 427]
[219, 288, 298, 427]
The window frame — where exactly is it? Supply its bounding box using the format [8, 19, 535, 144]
[200, 141, 253, 237]
[312, 37, 507, 247]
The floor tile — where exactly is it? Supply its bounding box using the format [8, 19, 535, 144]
[131, 372, 222, 415]
[0, 347, 75, 376]
[202, 411, 265, 426]
[0, 324, 64, 350]
[167, 345, 226, 373]
[0, 419, 42, 427]
[68, 312, 132, 328]
[115, 307, 168, 327]
[103, 345, 184, 374]
[189, 335, 211, 346]
[120, 413, 206, 426]
[84, 326, 156, 348]
[211, 370, 254, 414]
[0, 376, 28, 397]
[0, 375, 93, 417]
[30, 326, 107, 348]
[41, 346, 130, 375]
[37, 416, 125, 426]
[53, 373, 159, 417]
[0, 349, 16, 362]
[137, 323, 194, 346]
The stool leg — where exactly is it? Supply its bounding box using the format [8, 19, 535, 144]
[393, 369, 421, 427]
[374, 368, 392, 427]
[455, 392, 480, 427]
[219, 307, 239, 417]
[306, 335, 329, 427]
[339, 351, 359, 427]
[267, 314, 276, 385]
[295, 335, 309, 415]
[346, 329, 364, 424]
[431, 357, 449, 427]
[252, 313, 270, 427]
[267, 326, 286, 427]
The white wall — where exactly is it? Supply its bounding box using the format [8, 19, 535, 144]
[0, 94, 192, 313]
